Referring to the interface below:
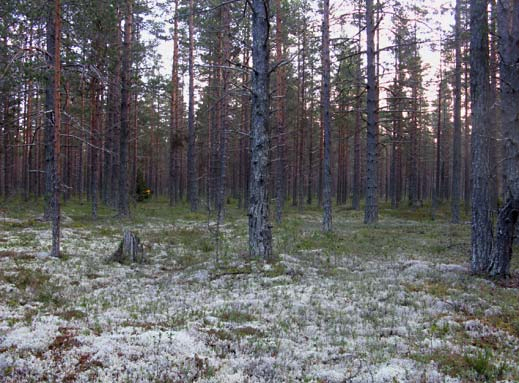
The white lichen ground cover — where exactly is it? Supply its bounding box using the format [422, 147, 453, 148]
[0, 200, 518, 382]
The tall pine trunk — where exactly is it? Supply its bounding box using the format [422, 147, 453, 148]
[216, 4, 231, 225]
[364, 0, 378, 224]
[274, 0, 285, 223]
[470, 0, 493, 273]
[169, 0, 179, 206]
[49, 0, 61, 257]
[322, 0, 332, 232]
[187, 0, 198, 211]
[451, 0, 462, 223]
[118, 0, 132, 217]
[249, 0, 273, 260]
[432, 67, 442, 219]
[352, 4, 362, 211]
[488, 0, 519, 277]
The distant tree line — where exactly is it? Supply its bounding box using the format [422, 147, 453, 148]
[0, 0, 517, 277]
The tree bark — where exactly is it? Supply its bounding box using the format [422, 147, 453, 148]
[432, 66, 442, 219]
[322, 0, 332, 232]
[50, 0, 61, 258]
[364, 0, 378, 224]
[274, 0, 285, 223]
[470, 0, 493, 273]
[248, 0, 273, 260]
[111, 230, 145, 264]
[44, 0, 56, 220]
[488, 0, 519, 277]
[118, 0, 132, 217]
[216, 4, 231, 225]
[169, 0, 179, 206]
[187, 0, 198, 211]
[451, 0, 462, 223]
[463, 41, 471, 213]
[352, 2, 362, 211]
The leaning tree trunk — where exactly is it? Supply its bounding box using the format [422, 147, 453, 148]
[488, 0, 519, 277]
[470, 0, 493, 273]
[248, 0, 273, 261]
[364, 0, 378, 224]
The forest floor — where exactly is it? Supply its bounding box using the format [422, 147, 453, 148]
[0, 198, 518, 383]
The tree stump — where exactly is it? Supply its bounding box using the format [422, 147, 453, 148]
[111, 230, 145, 264]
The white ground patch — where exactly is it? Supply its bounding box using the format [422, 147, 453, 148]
[0, 213, 518, 382]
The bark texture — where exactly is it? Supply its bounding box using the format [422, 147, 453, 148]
[322, 0, 332, 232]
[274, 0, 285, 223]
[248, 0, 273, 260]
[187, 0, 198, 211]
[451, 0, 462, 223]
[118, 0, 132, 217]
[111, 230, 145, 264]
[364, 0, 378, 224]
[488, 0, 519, 277]
[470, 0, 493, 273]
[50, 0, 62, 258]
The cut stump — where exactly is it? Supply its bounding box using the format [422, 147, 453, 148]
[111, 230, 145, 264]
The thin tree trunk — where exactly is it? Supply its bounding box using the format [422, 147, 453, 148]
[451, 0, 462, 223]
[352, 23, 362, 211]
[23, 79, 33, 201]
[364, 0, 378, 224]
[44, 0, 56, 219]
[322, 0, 332, 232]
[216, 4, 231, 225]
[118, 0, 132, 217]
[50, 0, 61, 258]
[111, 12, 122, 206]
[463, 45, 471, 213]
[187, 0, 198, 211]
[307, 63, 314, 206]
[432, 67, 443, 219]
[274, 0, 285, 223]
[298, 23, 307, 211]
[169, 0, 179, 206]
[249, 0, 273, 260]
[90, 80, 99, 219]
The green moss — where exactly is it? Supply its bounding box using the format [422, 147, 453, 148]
[59, 309, 87, 321]
[217, 309, 255, 323]
[0, 267, 63, 307]
[412, 349, 510, 382]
